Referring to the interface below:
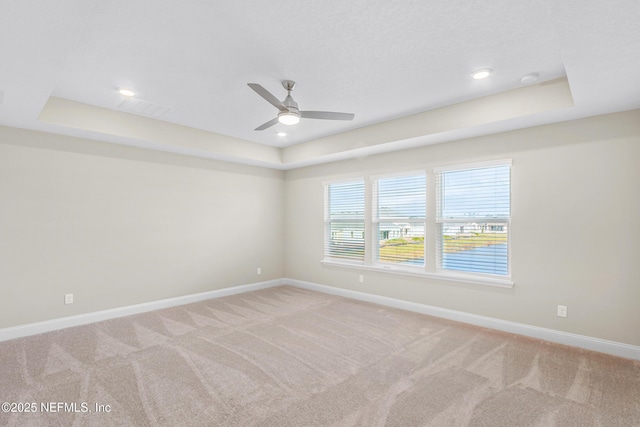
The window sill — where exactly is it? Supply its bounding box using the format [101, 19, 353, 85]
[320, 259, 514, 288]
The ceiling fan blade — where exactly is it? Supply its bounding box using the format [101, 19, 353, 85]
[254, 117, 279, 131]
[248, 83, 286, 111]
[300, 111, 355, 121]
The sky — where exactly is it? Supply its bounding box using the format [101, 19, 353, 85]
[440, 165, 510, 218]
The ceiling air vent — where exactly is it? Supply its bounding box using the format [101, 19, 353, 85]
[117, 97, 171, 119]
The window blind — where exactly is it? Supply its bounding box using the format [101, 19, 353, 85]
[436, 162, 510, 276]
[373, 174, 426, 266]
[324, 180, 365, 261]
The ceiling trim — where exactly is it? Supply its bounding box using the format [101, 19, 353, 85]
[281, 78, 574, 166]
[37, 78, 573, 170]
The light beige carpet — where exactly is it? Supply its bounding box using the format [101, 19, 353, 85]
[1, 285, 638, 426]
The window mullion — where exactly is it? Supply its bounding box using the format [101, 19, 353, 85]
[364, 178, 374, 265]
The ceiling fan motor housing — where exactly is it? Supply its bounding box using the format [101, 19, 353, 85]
[280, 89, 300, 124]
[282, 95, 299, 114]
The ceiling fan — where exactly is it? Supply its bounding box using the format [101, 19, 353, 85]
[248, 80, 355, 131]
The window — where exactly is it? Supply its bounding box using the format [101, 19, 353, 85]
[324, 180, 365, 262]
[322, 159, 513, 287]
[435, 161, 511, 277]
[373, 174, 426, 266]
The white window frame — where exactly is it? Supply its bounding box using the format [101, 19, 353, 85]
[320, 160, 514, 288]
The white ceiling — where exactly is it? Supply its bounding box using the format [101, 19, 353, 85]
[1, 0, 639, 169]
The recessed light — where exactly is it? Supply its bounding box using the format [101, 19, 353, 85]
[118, 88, 136, 97]
[471, 68, 493, 80]
[520, 73, 539, 85]
[276, 132, 287, 137]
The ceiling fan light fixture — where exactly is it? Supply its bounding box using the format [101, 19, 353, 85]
[278, 111, 300, 125]
[471, 68, 493, 80]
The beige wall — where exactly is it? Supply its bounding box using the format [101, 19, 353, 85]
[284, 110, 640, 347]
[2, 110, 639, 348]
[0, 127, 284, 328]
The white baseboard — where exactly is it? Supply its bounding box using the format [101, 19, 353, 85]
[3, 277, 639, 361]
[284, 278, 640, 361]
[0, 279, 284, 342]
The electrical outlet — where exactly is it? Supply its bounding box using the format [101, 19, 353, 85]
[257, 267, 262, 275]
[65, 294, 74, 305]
[358, 274, 364, 283]
[557, 305, 567, 318]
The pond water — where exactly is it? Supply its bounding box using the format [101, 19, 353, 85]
[404, 243, 508, 275]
